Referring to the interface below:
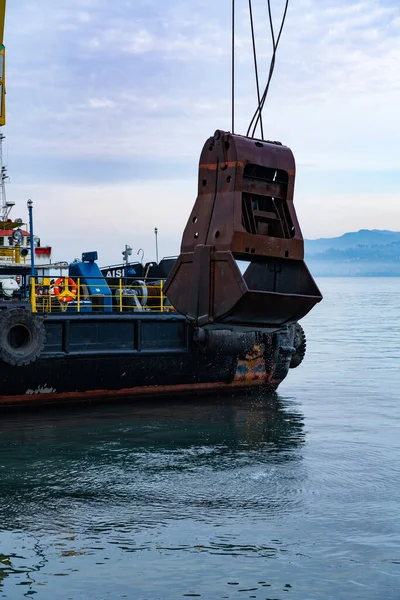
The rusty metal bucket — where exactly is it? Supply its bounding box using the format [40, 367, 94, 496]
[164, 130, 322, 331]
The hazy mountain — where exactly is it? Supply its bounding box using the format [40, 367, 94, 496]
[305, 229, 400, 254]
[304, 229, 400, 276]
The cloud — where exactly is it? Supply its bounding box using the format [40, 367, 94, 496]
[2, 0, 400, 255]
[87, 98, 115, 109]
[297, 191, 400, 239]
[11, 180, 194, 264]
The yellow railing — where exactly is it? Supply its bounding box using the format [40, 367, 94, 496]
[30, 277, 171, 314]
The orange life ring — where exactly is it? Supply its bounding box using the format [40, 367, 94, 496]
[53, 277, 77, 304]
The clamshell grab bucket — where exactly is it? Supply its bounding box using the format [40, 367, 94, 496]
[164, 130, 322, 331]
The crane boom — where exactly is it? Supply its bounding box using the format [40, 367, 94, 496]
[0, 0, 4, 45]
[0, 0, 6, 126]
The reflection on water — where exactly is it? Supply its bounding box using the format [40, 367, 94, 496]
[0, 394, 306, 599]
[0, 394, 305, 530]
[2, 277, 400, 600]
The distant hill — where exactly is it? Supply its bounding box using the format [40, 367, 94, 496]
[304, 229, 400, 276]
[305, 229, 400, 254]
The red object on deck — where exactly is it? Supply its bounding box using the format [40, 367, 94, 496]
[34, 247, 52, 255]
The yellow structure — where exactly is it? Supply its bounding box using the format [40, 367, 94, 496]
[31, 278, 170, 314]
[0, 0, 6, 127]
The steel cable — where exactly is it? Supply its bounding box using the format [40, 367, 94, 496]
[246, 0, 289, 138]
[232, 0, 235, 133]
[248, 0, 264, 139]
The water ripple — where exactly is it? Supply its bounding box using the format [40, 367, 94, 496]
[0, 279, 400, 598]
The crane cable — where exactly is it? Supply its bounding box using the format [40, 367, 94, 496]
[232, 0, 235, 133]
[248, 0, 264, 140]
[246, 0, 290, 138]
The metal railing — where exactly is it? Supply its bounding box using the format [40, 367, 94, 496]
[29, 277, 173, 314]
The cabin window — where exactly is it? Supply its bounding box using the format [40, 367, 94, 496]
[0, 237, 3, 246]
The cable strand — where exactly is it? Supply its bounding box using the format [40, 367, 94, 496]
[251, 0, 289, 136]
[248, 0, 264, 139]
[246, 0, 289, 138]
[231, 0, 235, 134]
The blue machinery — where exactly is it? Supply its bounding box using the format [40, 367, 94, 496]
[69, 251, 113, 312]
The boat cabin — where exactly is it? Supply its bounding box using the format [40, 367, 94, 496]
[0, 218, 52, 266]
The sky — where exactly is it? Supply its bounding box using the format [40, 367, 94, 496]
[3, 0, 400, 264]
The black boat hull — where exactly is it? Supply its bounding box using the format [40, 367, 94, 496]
[0, 312, 293, 407]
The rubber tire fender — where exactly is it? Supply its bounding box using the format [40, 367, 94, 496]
[289, 322, 306, 369]
[0, 308, 46, 366]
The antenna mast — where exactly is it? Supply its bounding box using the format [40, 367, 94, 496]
[0, 132, 10, 222]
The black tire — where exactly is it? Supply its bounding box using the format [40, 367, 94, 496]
[0, 308, 46, 366]
[290, 322, 306, 369]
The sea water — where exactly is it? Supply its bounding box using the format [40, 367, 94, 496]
[0, 278, 399, 599]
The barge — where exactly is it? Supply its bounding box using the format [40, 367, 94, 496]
[0, 131, 322, 407]
[0, 0, 323, 407]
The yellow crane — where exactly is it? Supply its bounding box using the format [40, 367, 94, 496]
[0, 0, 6, 126]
